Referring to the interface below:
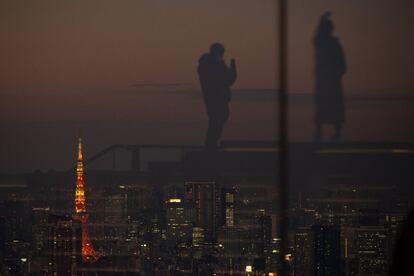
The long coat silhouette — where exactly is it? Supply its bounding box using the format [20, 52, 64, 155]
[198, 43, 237, 148]
[314, 13, 346, 139]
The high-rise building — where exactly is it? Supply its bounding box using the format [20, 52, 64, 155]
[258, 215, 272, 254]
[185, 181, 220, 242]
[192, 227, 205, 259]
[73, 138, 98, 262]
[221, 188, 235, 227]
[165, 198, 193, 245]
[294, 227, 314, 276]
[32, 207, 50, 252]
[313, 225, 341, 276]
[48, 214, 82, 276]
[1, 199, 32, 242]
[357, 226, 388, 275]
[385, 213, 405, 251]
[341, 227, 359, 276]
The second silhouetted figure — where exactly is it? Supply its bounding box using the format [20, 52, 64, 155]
[314, 12, 346, 141]
[198, 43, 237, 149]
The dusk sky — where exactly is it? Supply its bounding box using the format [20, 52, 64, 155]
[1, 0, 413, 172]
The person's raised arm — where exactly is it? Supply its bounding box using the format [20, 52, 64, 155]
[227, 58, 237, 86]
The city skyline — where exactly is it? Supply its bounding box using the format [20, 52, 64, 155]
[0, 1, 413, 274]
[0, 140, 411, 274]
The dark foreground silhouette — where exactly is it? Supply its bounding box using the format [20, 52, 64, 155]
[389, 209, 414, 276]
[198, 43, 237, 149]
[314, 12, 346, 141]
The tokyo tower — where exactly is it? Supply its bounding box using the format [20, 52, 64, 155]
[73, 138, 98, 262]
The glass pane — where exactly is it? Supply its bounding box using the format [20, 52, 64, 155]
[288, 1, 414, 275]
[0, 1, 282, 275]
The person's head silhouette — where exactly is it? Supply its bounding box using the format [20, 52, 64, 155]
[210, 43, 225, 59]
[317, 11, 334, 38]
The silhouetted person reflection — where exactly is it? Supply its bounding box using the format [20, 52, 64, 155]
[198, 43, 237, 149]
[314, 12, 346, 141]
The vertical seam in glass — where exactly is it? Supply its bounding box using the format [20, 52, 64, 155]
[277, 0, 289, 275]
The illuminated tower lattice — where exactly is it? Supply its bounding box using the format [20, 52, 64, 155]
[74, 138, 98, 262]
